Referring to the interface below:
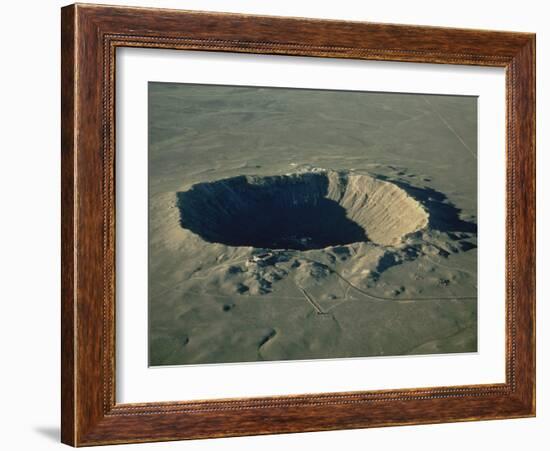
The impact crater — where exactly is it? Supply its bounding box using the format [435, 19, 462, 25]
[177, 170, 428, 250]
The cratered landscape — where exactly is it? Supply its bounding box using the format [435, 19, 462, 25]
[148, 82, 478, 366]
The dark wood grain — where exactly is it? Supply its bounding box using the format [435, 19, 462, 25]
[60, 5, 76, 445]
[61, 3, 536, 446]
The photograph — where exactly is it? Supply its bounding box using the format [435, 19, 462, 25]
[148, 82, 479, 366]
[0, 0, 540, 448]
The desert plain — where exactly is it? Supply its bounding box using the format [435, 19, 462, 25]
[148, 82, 478, 366]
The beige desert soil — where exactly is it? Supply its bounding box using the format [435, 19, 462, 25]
[148, 82, 478, 366]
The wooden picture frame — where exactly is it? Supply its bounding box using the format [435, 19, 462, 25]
[61, 3, 536, 446]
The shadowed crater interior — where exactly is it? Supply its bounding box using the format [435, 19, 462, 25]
[176, 170, 429, 250]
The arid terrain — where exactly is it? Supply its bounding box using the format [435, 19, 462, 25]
[148, 82, 478, 366]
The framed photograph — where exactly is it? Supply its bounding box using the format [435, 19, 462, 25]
[61, 3, 535, 446]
